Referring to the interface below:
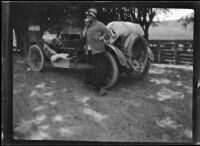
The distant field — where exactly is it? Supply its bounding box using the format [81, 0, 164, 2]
[149, 20, 193, 40]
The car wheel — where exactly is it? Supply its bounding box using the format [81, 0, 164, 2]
[104, 51, 119, 89]
[28, 44, 45, 72]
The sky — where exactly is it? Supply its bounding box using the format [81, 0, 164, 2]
[154, 9, 194, 21]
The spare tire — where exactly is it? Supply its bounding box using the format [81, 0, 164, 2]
[126, 35, 148, 73]
[124, 35, 151, 79]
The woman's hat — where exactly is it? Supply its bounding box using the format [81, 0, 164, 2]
[85, 8, 97, 18]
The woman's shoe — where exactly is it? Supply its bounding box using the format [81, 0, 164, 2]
[98, 87, 107, 96]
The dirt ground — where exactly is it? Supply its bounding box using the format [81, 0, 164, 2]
[13, 54, 193, 142]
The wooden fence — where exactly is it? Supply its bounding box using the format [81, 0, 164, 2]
[149, 40, 193, 65]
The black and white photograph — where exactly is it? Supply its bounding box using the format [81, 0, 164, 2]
[2, 1, 200, 144]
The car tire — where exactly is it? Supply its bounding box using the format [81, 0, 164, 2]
[28, 44, 45, 72]
[104, 51, 119, 89]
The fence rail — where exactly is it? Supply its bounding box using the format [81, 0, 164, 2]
[149, 40, 193, 65]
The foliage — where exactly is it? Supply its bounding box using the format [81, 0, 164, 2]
[11, 3, 170, 55]
[12, 3, 169, 36]
[97, 7, 169, 39]
[178, 13, 194, 28]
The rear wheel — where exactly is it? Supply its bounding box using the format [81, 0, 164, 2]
[104, 51, 119, 89]
[28, 44, 45, 72]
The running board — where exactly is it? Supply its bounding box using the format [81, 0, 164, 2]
[51, 59, 95, 70]
[51, 58, 71, 68]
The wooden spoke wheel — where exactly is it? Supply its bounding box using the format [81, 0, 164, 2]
[28, 45, 45, 72]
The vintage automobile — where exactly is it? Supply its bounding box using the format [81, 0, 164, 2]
[28, 21, 154, 89]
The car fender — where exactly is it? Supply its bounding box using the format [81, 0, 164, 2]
[106, 44, 127, 66]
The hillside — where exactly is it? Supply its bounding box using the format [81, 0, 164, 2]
[149, 20, 193, 40]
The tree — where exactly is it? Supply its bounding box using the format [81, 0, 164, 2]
[11, 3, 87, 56]
[11, 2, 169, 55]
[178, 12, 194, 28]
[12, 4, 50, 55]
[97, 7, 169, 40]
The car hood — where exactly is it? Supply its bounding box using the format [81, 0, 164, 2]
[42, 25, 83, 42]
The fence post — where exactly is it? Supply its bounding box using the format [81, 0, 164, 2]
[158, 41, 161, 63]
[174, 43, 178, 65]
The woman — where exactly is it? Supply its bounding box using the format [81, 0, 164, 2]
[81, 8, 111, 96]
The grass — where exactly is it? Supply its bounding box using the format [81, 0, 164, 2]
[13, 54, 193, 142]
